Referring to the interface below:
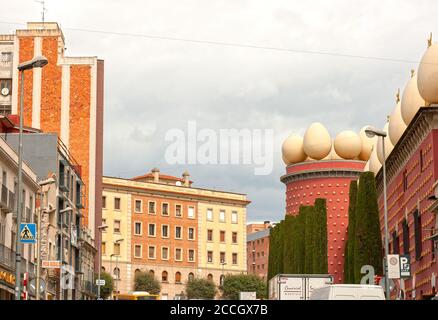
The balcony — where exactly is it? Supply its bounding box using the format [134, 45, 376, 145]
[7, 190, 14, 213]
[83, 280, 98, 296]
[0, 243, 35, 278]
[59, 170, 69, 192]
[1, 184, 8, 209]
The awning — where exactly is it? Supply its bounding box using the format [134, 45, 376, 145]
[0, 282, 15, 295]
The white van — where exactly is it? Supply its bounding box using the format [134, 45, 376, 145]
[309, 284, 385, 300]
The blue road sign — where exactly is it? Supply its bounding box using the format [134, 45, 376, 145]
[19, 223, 36, 243]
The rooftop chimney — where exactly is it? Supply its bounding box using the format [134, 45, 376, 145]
[182, 171, 190, 187]
[151, 168, 160, 183]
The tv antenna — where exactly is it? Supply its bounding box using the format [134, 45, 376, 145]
[35, 0, 47, 25]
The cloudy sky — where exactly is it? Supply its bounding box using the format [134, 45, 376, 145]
[1, 0, 437, 223]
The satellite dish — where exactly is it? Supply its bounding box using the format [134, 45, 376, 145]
[1, 87, 9, 96]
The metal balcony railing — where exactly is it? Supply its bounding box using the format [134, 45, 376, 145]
[7, 190, 14, 213]
[0, 243, 35, 278]
[1, 184, 8, 209]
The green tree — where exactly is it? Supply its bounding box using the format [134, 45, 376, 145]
[294, 207, 306, 273]
[185, 278, 216, 300]
[267, 223, 278, 280]
[283, 215, 295, 273]
[99, 272, 114, 299]
[134, 271, 161, 294]
[353, 172, 383, 283]
[222, 274, 266, 300]
[313, 198, 328, 274]
[344, 181, 358, 283]
[304, 206, 315, 273]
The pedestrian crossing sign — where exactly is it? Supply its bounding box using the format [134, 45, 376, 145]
[19, 223, 36, 243]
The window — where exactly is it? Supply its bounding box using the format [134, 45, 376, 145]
[420, 150, 424, 172]
[162, 271, 168, 282]
[188, 249, 195, 262]
[188, 273, 194, 282]
[134, 222, 142, 235]
[413, 210, 422, 260]
[403, 170, 408, 192]
[175, 226, 182, 239]
[101, 242, 106, 255]
[114, 197, 121, 210]
[134, 245, 142, 258]
[207, 209, 213, 221]
[231, 211, 238, 224]
[220, 252, 226, 264]
[162, 247, 169, 260]
[392, 231, 400, 254]
[175, 248, 182, 261]
[114, 243, 121, 256]
[148, 201, 156, 214]
[188, 206, 195, 219]
[188, 227, 195, 240]
[402, 219, 410, 255]
[175, 272, 182, 283]
[102, 196, 106, 209]
[114, 220, 121, 233]
[148, 224, 156, 237]
[175, 204, 182, 217]
[1, 52, 12, 62]
[162, 203, 169, 216]
[207, 251, 213, 263]
[113, 267, 120, 280]
[207, 229, 213, 241]
[148, 246, 156, 259]
[232, 232, 237, 244]
[207, 274, 213, 281]
[162, 225, 169, 238]
[135, 200, 142, 213]
[220, 231, 225, 243]
[148, 270, 154, 276]
[219, 210, 225, 222]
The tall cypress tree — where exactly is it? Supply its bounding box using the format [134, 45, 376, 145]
[353, 172, 383, 283]
[304, 206, 315, 274]
[294, 207, 306, 273]
[314, 198, 328, 274]
[344, 181, 358, 284]
[283, 215, 295, 273]
[267, 224, 278, 280]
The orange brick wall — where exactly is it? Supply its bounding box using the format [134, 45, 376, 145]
[40, 37, 62, 135]
[17, 37, 34, 127]
[131, 195, 198, 268]
[69, 65, 91, 226]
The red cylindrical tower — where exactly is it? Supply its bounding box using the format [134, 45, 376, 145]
[280, 160, 365, 283]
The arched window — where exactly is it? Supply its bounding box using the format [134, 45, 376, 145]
[162, 271, 168, 282]
[188, 272, 194, 282]
[101, 266, 106, 272]
[175, 272, 182, 283]
[149, 269, 155, 276]
[135, 269, 141, 275]
[207, 274, 213, 282]
[113, 267, 120, 280]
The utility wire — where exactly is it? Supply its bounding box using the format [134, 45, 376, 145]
[0, 20, 431, 65]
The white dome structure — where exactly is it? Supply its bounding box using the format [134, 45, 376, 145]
[358, 126, 377, 161]
[388, 101, 407, 145]
[369, 146, 382, 175]
[401, 73, 425, 124]
[334, 130, 362, 159]
[417, 37, 438, 104]
[376, 122, 394, 164]
[281, 134, 307, 165]
[303, 122, 332, 160]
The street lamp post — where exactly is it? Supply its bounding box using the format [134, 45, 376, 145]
[36, 178, 55, 300]
[97, 224, 108, 300]
[365, 126, 390, 300]
[15, 55, 48, 300]
[59, 206, 72, 300]
[112, 239, 124, 300]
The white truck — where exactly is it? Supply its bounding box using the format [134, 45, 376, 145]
[269, 274, 333, 300]
[309, 284, 385, 300]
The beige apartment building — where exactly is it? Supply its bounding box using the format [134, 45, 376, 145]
[101, 169, 250, 299]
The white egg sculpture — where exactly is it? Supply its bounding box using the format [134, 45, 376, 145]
[388, 101, 407, 145]
[401, 73, 425, 124]
[417, 39, 438, 104]
[281, 134, 307, 165]
[358, 126, 377, 161]
[334, 130, 362, 160]
[303, 123, 332, 160]
[376, 122, 394, 164]
[369, 146, 382, 175]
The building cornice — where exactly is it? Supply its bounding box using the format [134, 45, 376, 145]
[376, 106, 438, 195]
[280, 168, 363, 185]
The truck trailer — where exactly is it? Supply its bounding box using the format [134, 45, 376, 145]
[268, 274, 333, 300]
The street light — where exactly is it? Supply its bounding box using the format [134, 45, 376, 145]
[111, 239, 124, 300]
[365, 126, 390, 300]
[58, 206, 72, 300]
[15, 55, 48, 300]
[220, 261, 227, 287]
[97, 224, 108, 300]
[36, 178, 55, 300]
